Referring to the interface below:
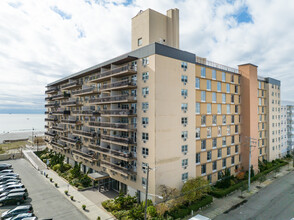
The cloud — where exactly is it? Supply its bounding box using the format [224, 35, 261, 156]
[0, 0, 294, 113]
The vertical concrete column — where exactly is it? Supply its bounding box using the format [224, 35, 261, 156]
[238, 64, 259, 172]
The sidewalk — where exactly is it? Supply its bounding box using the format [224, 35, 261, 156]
[24, 150, 114, 220]
[196, 164, 294, 219]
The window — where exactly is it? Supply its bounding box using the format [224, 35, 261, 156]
[212, 138, 217, 148]
[196, 103, 200, 114]
[235, 85, 238, 94]
[227, 125, 231, 135]
[201, 91, 206, 102]
[196, 153, 200, 164]
[182, 145, 188, 153]
[235, 125, 238, 133]
[196, 128, 200, 139]
[235, 105, 238, 114]
[218, 149, 222, 158]
[207, 103, 212, 114]
[231, 156, 235, 165]
[182, 131, 188, 139]
[142, 177, 147, 187]
[142, 117, 149, 125]
[182, 173, 188, 182]
[259, 81, 261, 89]
[181, 89, 188, 97]
[207, 151, 212, 161]
[260, 148, 262, 155]
[231, 74, 234, 83]
[201, 164, 206, 175]
[218, 171, 222, 180]
[212, 115, 217, 125]
[213, 161, 217, 171]
[181, 75, 188, 84]
[207, 174, 212, 183]
[138, 38, 142, 46]
[222, 115, 226, 124]
[222, 158, 226, 168]
[182, 159, 188, 167]
[142, 133, 149, 141]
[142, 162, 148, 172]
[212, 92, 216, 102]
[181, 62, 187, 71]
[231, 95, 234, 103]
[227, 146, 231, 156]
[207, 80, 211, 90]
[142, 147, 149, 156]
[222, 72, 226, 82]
[207, 127, 211, 138]
[231, 115, 235, 124]
[227, 104, 231, 114]
[222, 94, 226, 103]
[181, 117, 188, 125]
[201, 115, 206, 126]
[218, 126, 222, 136]
[181, 103, 188, 112]
[222, 137, 226, 146]
[142, 72, 149, 81]
[235, 145, 239, 153]
[142, 102, 149, 111]
[201, 140, 206, 150]
[142, 57, 149, 66]
[212, 69, 216, 79]
[217, 82, 221, 92]
[201, 67, 206, 77]
[217, 104, 222, 114]
[196, 78, 200, 89]
[226, 84, 230, 93]
[142, 87, 149, 96]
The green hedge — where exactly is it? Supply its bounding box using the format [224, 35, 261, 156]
[168, 196, 213, 219]
[210, 161, 288, 198]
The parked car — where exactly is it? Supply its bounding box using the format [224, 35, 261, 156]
[0, 170, 14, 175]
[5, 213, 33, 220]
[0, 164, 12, 171]
[0, 189, 28, 198]
[0, 184, 25, 194]
[0, 179, 20, 186]
[1, 205, 33, 219]
[0, 181, 22, 189]
[0, 176, 19, 183]
[21, 218, 37, 220]
[0, 193, 26, 206]
[0, 174, 19, 178]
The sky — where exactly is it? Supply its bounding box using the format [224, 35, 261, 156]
[0, 0, 294, 113]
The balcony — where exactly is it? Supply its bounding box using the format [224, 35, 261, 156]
[61, 81, 81, 90]
[89, 65, 136, 83]
[89, 95, 136, 105]
[100, 160, 135, 177]
[51, 109, 70, 115]
[51, 141, 68, 150]
[45, 102, 59, 108]
[73, 130, 97, 138]
[45, 87, 58, 94]
[45, 97, 52, 101]
[45, 125, 49, 129]
[51, 93, 71, 100]
[61, 118, 80, 125]
[88, 121, 136, 131]
[100, 79, 136, 92]
[101, 134, 136, 146]
[88, 144, 110, 154]
[71, 110, 100, 116]
[45, 117, 57, 122]
[100, 109, 136, 117]
[60, 136, 80, 145]
[52, 126, 65, 132]
[45, 131, 56, 137]
[45, 111, 49, 114]
[61, 100, 81, 107]
[72, 87, 99, 96]
[72, 150, 98, 162]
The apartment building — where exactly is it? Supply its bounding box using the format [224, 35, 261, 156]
[286, 104, 294, 154]
[45, 8, 282, 202]
[280, 105, 288, 157]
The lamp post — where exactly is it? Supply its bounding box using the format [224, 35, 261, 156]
[144, 165, 150, 220]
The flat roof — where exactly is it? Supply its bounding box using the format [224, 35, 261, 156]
[88, 172, 109, 181]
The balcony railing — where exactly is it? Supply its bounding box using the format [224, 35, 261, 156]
[100, 109, 135, 116]
[88, 144, 110, 153]
[45, 102, 59, 108]
[72, 150, 98, 162]
[45, 117, 57, 122]
[45, 131, 56, 137]
[61, 81, 80, 89]
[101, 79, 136, 91]
[52, 126, 65, 131]
[89, 121, 136, 130]
[101, 160, 135, 176]
[89, 95, 136, 104]
[89, 65, 136, 83]
[61, 100, 80, 106]
[61, 118, 78, 124]
[60, 136, 80, 144]
[73, 130, 97, 138]
[51, 93, 71, 100]
[45, 125, 49, 129]
[51, 110, 70, 115]
[51, 141, 68, 150]
[72, 87, 98, 96]
[45, 88, 58, 94]
[45, 111, 49, 114]
[101, 134, 135, 145]
[71, 110, 100, 116]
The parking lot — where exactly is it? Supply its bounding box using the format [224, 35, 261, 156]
[0, 159, 88, 219]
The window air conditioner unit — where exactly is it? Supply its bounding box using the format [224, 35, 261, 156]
[184, 152, 187, 155]
[143, 110, 146, 113]
[184, 96, 187, 99]
[184, 82, 186, 85]
[184, 124, 187, 127]
[183, 166, 187, 169]
[143, 95, 146, 98]
[143, 155, 146, 158]
[143, 125, 146, 128]
[183, 138, 187, 141]
[143, 140, 146, 143]
[184, 110, 187, 113]
[144, 80, 146, 83]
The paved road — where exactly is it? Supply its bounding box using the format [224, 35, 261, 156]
[0, 159, 87, 220]
[215, 170, 294, 220]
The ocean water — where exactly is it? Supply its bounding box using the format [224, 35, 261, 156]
[0, 114, 45, 134]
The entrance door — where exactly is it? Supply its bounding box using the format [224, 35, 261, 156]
[112, 179, 119, 192]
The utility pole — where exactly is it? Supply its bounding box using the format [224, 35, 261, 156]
[32, 128, 34, 145]
[144, 165, 150, 220]
[244, 136, 257, 192]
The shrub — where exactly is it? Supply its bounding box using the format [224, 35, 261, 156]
[236, 171, 245, 180]
[70, 196, 74, 200]
[147, 206, 157, 218]
[80, 174, 92, 187]
[97, 217, 101, 220]
[169, 208, 190, 219]
[45, 174, 48, 178]
[82, 204, 86, 210]
[64, 190, 68, 195]
[189, 195, 213, 211]
[50, 178, 53, 182]
[55, 183, 58, 187]
[63, 163, 72, 171]
[52, 164, 61, 171]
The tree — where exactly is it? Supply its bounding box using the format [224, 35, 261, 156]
[71, 162, 82, 178]
[250, 165, 255, 178]
[181, 177, 210, 205]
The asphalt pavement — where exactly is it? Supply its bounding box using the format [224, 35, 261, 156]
[215, 170, 294, 220]
[0, 159, 88, 220]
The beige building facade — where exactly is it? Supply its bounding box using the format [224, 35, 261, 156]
[45, 8, 282, 202]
